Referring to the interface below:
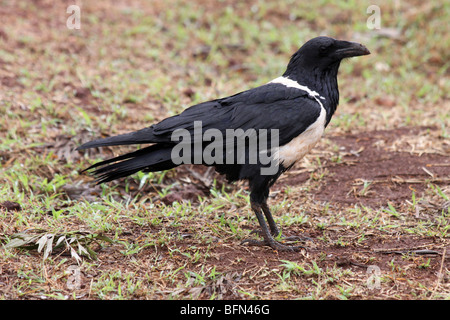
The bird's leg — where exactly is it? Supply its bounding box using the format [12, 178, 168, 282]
[241, 201, 305, 252]
[261, 202, 312, 242]
[261, 202, 280, 237]
[248, 201, 279, 237]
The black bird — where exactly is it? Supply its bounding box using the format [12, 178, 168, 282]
[77, 36, 370, 251]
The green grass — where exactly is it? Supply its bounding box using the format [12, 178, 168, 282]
[0, 0, 449, 300]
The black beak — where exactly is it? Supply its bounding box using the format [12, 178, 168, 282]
[335, 41, 370, 58]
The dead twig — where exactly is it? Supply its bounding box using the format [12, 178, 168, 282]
[430, 248, 447, 299]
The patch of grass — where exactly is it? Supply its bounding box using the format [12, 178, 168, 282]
[0, 0, 448, 300]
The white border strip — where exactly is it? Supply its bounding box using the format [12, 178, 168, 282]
[269, 76, 326, 106]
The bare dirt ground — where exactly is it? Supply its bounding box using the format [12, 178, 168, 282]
[0, 0, 449, 300]
[285, 126, 449, 206]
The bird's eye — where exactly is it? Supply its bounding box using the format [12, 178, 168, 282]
[319, 45, 327, 53]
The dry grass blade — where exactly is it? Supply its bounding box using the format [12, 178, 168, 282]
[4, 229, 113, 262]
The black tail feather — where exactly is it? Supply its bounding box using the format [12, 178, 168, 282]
[81, 145, 158, 173]
[83, 144, 177, 183]
[77, 127, 156, 150]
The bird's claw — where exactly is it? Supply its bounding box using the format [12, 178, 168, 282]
[240, 238, 306, 252]
[282, 235, 313, 242]
[248, 229, 312, 243]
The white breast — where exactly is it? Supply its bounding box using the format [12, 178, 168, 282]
[277, 106, 326, 167]
[268, 76, 327, 167]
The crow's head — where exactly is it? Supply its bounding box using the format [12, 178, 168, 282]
[284, 36, 370, 78]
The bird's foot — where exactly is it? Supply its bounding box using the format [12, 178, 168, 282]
[282, 235, 313, 242]
[240, 238, 306, 252]
[249, 229, 312, 243]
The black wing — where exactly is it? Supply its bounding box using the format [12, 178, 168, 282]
[77, 82, 322, 150]
[152, 82, 322, 146]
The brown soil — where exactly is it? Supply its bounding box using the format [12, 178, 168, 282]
[282, 126, 449, 207]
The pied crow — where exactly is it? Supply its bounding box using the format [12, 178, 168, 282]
[77, 36, 370, 251]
